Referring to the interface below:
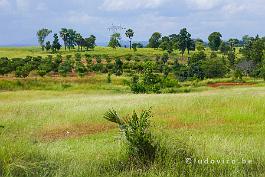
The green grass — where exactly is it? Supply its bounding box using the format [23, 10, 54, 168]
[0, 46, 227, 59]
[0, 46, 264, 176]
[0, 46, 165, 58]
[1, 85, 265, 176]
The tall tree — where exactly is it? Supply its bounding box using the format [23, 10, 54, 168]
[228, 38, 240, 48]
[159, 36, 173, 53]
[219, 41, 230, 55]
[187, 38, 195, 54]
[37, 28, 52, 51]
[60, 28, 69, 50]
[208, 32, 222, 51]
[169, 34, 180, 50]
[108, 33, 121, 49]
[240, 35, 265, 64]
[52, 33, 61, 52]
[75, 33, 83, 51]
[148, 32, 162, 49]
[125, 29, 134, 50]
[67, 29, 77, 50]
[85, 35, 96, 51]
[178, 28, 192, 57]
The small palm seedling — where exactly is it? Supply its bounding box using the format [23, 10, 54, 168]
[104, 108, 157, 164]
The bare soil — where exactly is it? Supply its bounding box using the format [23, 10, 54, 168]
[39, 123, 116, 142]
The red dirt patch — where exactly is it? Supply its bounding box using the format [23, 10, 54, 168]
[39, 123, 116, 142]
[208, 82, 255, 88]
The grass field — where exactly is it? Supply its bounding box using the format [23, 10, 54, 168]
[0, 46, 225, 59]
[1, 82, 265, 176]
[0, 46, 165, 58]
[0, 46, 264, 176]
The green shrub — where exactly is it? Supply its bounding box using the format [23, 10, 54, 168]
[15, 64, 32, 78]
[0, 57, 10, 75]
[130, 82, 147, 94]
[75, 53, 82, 63]
[114, 58, 123, 76]
[52, 55, 62, 72]
[75, 62, 87, 77]
[29, 56, 42, 70]
[161, 52, 169, 64]
[260, 64, 265, 81]
[161, 78, 179, 88]
[58, 60, 72, 77]
[96, 57, 102, 64]
[202, 57, 228, 78]
[104, 108, 157, 164]
[37, 57, 53, 77]
[107, 73, 112, 83]
[91, 63, 103, 72]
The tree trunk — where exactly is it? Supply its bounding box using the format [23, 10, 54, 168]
[130, 40, 132, 50]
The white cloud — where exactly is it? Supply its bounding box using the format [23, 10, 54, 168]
[67, 11, 102, 25]
[185, 0, 221, 10]
[222, 3, 246, 15]
[0, 0, 10, 9]
[100, 0, 167, 11]
[36, 2, 47, 11]
[16, 0, 31, 11]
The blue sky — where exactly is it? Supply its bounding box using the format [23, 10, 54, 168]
[0, 0, 265, 45]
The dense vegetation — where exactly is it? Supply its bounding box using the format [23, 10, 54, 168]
[1, 29, 265, 94]
[1, 33, 265, 93]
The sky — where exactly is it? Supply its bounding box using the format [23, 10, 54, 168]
[0, 0, 265, 45]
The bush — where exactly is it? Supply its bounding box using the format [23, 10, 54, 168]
[37, 57, 53, 77]
[96, 57, 102, 64]
[15, 64, 32, 78]
[75, 53, 82, 63]
[177, 65, 190, 82]
[202, 57, 228, 78]
[29, 56, 42, 70]
[161, 78, 179, 88]
[259, 64, 265, 81]
[58, 60, 72, 77]
[75, 62, 87, 77]
[91, 63, 103, 72]
[0, 57, 10, 75]
[114, 58, 123, 76]
[188, 51, 207, 80]
[52, 55, 62, 72]
[235, 59, 256, 77]
[104, 108, 157, 164]
[130, 82, 147, 94]
[161, 52, 169, 64]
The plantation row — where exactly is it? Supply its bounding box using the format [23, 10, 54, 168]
[0, 53, 150, 78]
[1, 50, 265, 93]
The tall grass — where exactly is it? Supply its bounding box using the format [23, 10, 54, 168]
[0, 87, 265, 176]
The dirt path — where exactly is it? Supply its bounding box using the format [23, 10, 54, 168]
[208, 82, 255, 88]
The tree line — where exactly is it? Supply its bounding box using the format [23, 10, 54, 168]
[37, 28, 96, 52]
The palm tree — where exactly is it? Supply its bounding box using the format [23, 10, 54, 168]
[75, 33, 83, 51]
[60, 28, 69, 51]
[104, 108, 156, 162]
[125, 29, 134, 50]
